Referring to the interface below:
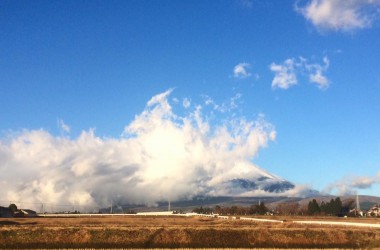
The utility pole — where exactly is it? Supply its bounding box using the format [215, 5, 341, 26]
[168, 199, 171, 212]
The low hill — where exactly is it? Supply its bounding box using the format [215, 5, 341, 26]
[104, 195, 380, 213]
[297, 195, 380, 210]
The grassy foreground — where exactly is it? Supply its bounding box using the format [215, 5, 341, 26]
[1, 216, 380, 249]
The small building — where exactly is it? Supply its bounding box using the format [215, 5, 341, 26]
[21, 209, 38, 217]
[13, 209, 38, 218]
[349, 208, 364, 217]
[367, 205, 379, 217]
[0, 206, 13, 218]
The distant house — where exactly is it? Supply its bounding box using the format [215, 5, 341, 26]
[12, 209, 37, 218]
[0, 206, 13, 218]
[0, 205, 38, 218]
[21, 209, 38, 217]
[13, 210, 24, 218]
[349, 208, 364, 217]
[367, 205, 379, 217]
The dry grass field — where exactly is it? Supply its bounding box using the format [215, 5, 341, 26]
[1, 216, 380, 249]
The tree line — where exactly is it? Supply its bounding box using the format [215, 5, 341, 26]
[307, 197, 353, 216]
[193, 202, 269, 216]
[192, 197, 356, 217]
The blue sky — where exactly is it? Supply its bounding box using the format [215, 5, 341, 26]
[1, 0, 380, 203]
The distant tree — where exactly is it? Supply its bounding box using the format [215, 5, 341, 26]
[214, 205, 221, 214]
[249, 205, 256, 215]
[322, 198, 343, 216]
[192, 206, 213, 214]
[230, 206, 238, 215]
[276, 202, 300, 215]
[343, 199, 355, 210]
[307, 200, 313, 215]
[257, 202, 268, 215]
[308, 199, 320, 215]
[298, 205, 308, 216]
[192, 206, 203, 214]
[204, 207, 213, 214]
[236, 206, 246, 215]
[310, 197, 345, 217]
[249, 203, 267, 215]
[324, 199, 334, 215]
[333, 197, 342, 216]
[320, 201, 326, 215]
[340, 199, 354, 217]
[8, 204, 18, 214]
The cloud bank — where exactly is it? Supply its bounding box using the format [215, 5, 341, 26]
[0, 90, 293, 211]
[325, 172, 380, 195]
[296, 0, 380, 32]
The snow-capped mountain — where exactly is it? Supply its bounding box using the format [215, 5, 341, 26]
[209, 166, 316, 197]
[228, 177, 295, 193]
[215, 175, 294, 196]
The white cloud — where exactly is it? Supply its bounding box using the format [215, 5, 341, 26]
[270, 56, 330, 90]
[182, 98, 191, 109]
[172, 97, 179, 103]
[229, 93, 242, 110]
[305, 56, 330, 89]
[270, 59, 298, 89]
[309, 71, 328, 88]
[0, 90, 288, 210]
[58, 119, 70, 134]
[202, 95, 219, 110]
[202, 93, 242, 113]
[296, 0, 380, 32]
[325, 173, 380, 195]
[233, 63, 252, 79]
[351, 176, 377, 189]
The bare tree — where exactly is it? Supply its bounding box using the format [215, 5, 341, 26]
[276, 202, 300, 215]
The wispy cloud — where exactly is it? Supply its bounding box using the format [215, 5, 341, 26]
[182, 98, 191, 109]
[0, 90, 285, 210]
[270, 56, 330, 90]
[296, 0, 380, 32]
[202, 93, 243, 113]
[57, 119, 70, 134]
[325, 172, 380, 195]
[233, 63, 252, 79]
[237, 0, 254, 9]
[305, 56, 330, 89]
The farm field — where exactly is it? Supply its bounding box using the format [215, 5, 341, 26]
[1, 216, 380, 249]
[240, 215, 380, 224]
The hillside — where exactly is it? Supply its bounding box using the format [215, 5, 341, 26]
[297, 195, 380, 210]
[110, 195, 380, 213]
